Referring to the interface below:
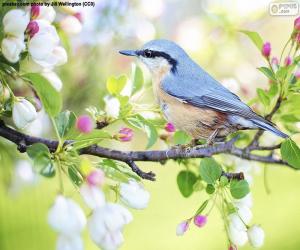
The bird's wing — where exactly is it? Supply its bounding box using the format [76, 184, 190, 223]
[161, 72, 258, 120]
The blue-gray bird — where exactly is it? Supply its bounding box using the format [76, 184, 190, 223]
[119, 39, 288, 144]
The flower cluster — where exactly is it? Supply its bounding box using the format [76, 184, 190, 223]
[48, 167, 150, 250]
[227, 194, 265, 248]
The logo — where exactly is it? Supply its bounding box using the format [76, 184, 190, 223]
[270, 2, 299, 16]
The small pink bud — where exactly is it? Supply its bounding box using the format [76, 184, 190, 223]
[26, 21, 39, 38]
[176, 221, 189, 236]
[76, 115, 94, 133]
[261, 42, 271, 58]
[229, 244, 238, 250]
[294, 16, 300, 30]
[271, 57, 279, 66]
[87, 169, 105, 186]
[118, 127, 133, 142]
[74, 12, 83, 23]
[165, 122, 176, 132]
[193, 215, 207, 227]
[295, 70, 300, 79]
[31, 6, 40, 19]
[284, 56, 292, 66]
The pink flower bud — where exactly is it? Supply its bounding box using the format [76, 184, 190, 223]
[118, 127, 133, 142]
[31, 6, 40, 19]
[76, 115, 93, 134]
[229, 244, 238, 250]
[284, 56, 292, 66]
[74, 12, 83, 23]
[26, 21, 39, 38]
[176, 220, 189, 236]
[294, 16, 300, 30]
[271, 57, 279, 66]
[165, 122, 176, 132]
[295, 70, 300, 79]
[261, 42, 271, 58]
[193, 215, 207, 227]
[86, 169, 105, 186]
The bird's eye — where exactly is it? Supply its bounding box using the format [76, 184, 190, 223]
[144, 50, 152, 58]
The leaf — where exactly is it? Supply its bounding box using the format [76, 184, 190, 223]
[258, 67, 277, 82]
[23, 73, 62, 116]
[173, 131, 191, 145]
[230, 180, 250, 199]
[257, 88, 270, 107]
[281, 139, 300, 169]
[240, 30, 263, 52]
[68, 165, 83, 186]
[195, 200, 209, 215]
[126, 114, 158, 148]
[106, 75, 127, 95]
[177, 170, 197, 198]
[131, 64, 144, 94]
[27, 143, 55, 177]
[206, 184, 215, 194]
[199, 158, 222, 184]
[73, 130, 112, 149]
[54, 110, 76, 139]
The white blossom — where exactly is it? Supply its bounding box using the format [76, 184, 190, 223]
[56, 234, 83, 250]
[12, 98, 37, 129]
[228, 213, 247, 231]
[236, 203, 253, 224]
[1, 36, 25, 63]
[120, 179, 150, 209]
[3, 9, 29, 37]
[104, 96, 120, 118]
[41, 70, 63, 91]
[60, 16, 82, 35]
[228, 223, 248, 246]
[28, 20, 67, 68]
[248, 225, 265, 248]
[35, 6, 56, 23]
[176, 221, 189, 236]
[48, 195, 86, 237]
[234, 193, 253, 208]
[80, 184, 105, 210]
[88, 203, 132, 250]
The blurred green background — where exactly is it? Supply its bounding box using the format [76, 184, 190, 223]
[1, 0, 300, 249]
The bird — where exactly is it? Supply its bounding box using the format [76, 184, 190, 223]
[119, 39, 288, 145]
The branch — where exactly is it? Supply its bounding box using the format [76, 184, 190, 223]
[0, 121, 292, 182]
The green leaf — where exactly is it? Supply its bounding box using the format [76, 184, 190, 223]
[106, 75, 127, 95]
[230, 180, 250, 199]
[257, 88, 270, 107]
[199, 158, 222, 184]
[73, 130, 112, 149]
[240, 30, 263, 52]
[220, 176, 229, 187]
[131, 64, 143, 94]
[54, 110, 76, 139]
[126, 114, 158, 148]
[195, 200, 209, 215]
[173, 131, 191, 145]
[206, 184, 215, 194]
[27, 143, 54, 177]
[68, 165, 83, 186]
[258, 67, 277, 82]
[177, 170, 197, 198]
[281, 139, 300, 169]
[23, 73, 62, 117]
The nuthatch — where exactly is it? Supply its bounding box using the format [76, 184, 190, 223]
[119, 39, 288, 144]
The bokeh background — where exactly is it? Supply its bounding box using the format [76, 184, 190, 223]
[1, 0, 300, 249]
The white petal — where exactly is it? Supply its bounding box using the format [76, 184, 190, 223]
[1, 37, 25, 63]
[100, 231, 124, 250]
[104, 96, 120, 118]
[3, 9, 29, 36]
[236, 203, 253, 224]
[228, 224, 248, 246]
[48, 195, 86, 236]
[228, 213, 247, 231]
[37, 6, 56, 23]
[120, 180, 150, 209]
[80, 184, 105, 209]
[234, 193, 253, 208]
[60, 16, 82, 35]
[41, 70, 63, 91]
[12, 99, 37, 129]
[248, 225, 265, 248]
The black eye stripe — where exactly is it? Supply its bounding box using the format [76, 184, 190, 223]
[137, 49, 178, 74]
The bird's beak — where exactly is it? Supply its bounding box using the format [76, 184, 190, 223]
[119, 50, 137, 56]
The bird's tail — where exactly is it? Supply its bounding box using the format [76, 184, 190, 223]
[251, 118, 288, 138]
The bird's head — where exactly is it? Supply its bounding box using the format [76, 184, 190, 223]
[119, 39, 188, 75]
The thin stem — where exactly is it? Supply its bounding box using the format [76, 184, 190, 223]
[56, 158, 64, 194]
[279, 37, 292, 65]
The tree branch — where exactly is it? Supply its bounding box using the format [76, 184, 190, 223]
[0, 121, 291, 181]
